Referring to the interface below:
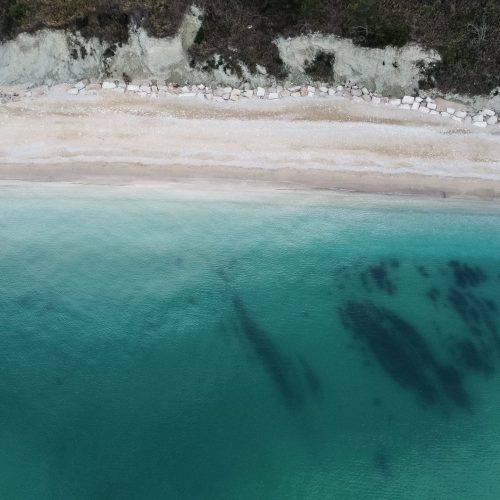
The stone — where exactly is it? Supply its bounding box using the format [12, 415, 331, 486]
[464, 116, 472, 126]
[483, 108, 495, 116]
[328, 89, 336, 96]
[361, 87, 369, 95]
[288, 86, 301, 93]
[402, 95, 415, 104]
[139, 85, 151, 94]
[372, 96, 381, 104]
[472, 114, 484, 122]
[112, 87, 125, 93]
[452, 116, 463, 122]
[75, 81, 86, 90]
[67, 88, 79, 95]
[454, 111, 467, 119]
[179, 92, 197, 97]
[300, 86, 308, 97]
[256, 87, 265, 97]
[351, 89, 363, 97]
[268, 92, 279, 100]
[446, 107, 456, 114]
[243, 90, 254, 98]
[415, 97, 423, 103]
[389, 98, 402, 106]
[399, 103, 411, 110]
[281, 89, 290, 97]
[181, 86, 190, 93]
[430, 110, 439, 115]
[336, 85, 344, 92]
[102, 81, 116, 89]
[419, 106, 430, 114]
[307, 85, 315, 93]
[411, 102, 420, 110]
[362, 95, 371, 102]
[307, 92, 315, 97]
[319, 86, 328, 93]
[230, 89, 241, 101]
[137, 91, 148, 97]
[425, 97, 433, 103]
[427, 103, 437, 110]
[440, 111, 450, 117]
[487, 115, 498, 125]
[198, 84, 205, 90]
[473, 121, 487, 128]
[127, 84, 140, 92]
[291, 92, 301, 97]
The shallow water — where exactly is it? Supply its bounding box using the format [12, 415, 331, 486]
[1, 184, 500, 499]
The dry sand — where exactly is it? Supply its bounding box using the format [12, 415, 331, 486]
[1, 90, 500, 199]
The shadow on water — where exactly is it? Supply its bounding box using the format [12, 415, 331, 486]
[340, 301, 471, 410]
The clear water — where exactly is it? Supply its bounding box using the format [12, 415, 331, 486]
[1, 183, 500, 499]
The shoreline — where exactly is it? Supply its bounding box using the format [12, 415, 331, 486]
[1, 89, 500, 201]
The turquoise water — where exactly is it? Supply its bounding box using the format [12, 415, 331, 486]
[1, 183, 500, 499]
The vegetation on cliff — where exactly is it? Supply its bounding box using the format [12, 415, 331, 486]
[1, 0, 499, 95]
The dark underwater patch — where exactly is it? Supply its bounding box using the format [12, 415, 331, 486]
[369, 263, 396, 294]
[232, 294, 305, 408]
[340, 300, 471, 409]
[448, 261, 486, 288]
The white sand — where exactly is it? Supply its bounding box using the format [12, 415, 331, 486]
[1, 91, 500, 198]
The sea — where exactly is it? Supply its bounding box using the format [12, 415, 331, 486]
[1, 182, 499, 499]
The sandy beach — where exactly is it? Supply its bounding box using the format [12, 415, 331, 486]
[1, 89, 500, 199]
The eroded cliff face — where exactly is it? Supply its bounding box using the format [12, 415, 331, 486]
[276, 34, 440, 96]
[0, 3, 498, 110]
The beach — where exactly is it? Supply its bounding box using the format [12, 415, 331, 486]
[1, 88, 500, 198]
